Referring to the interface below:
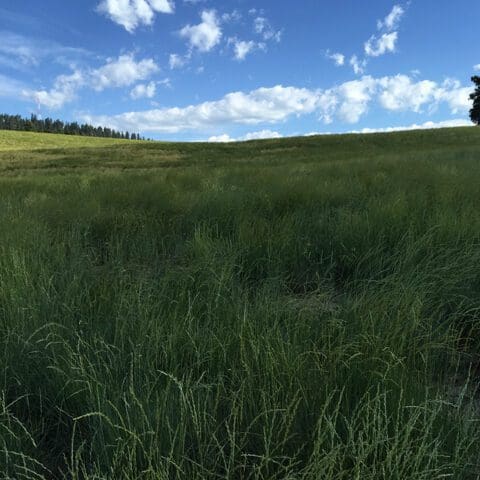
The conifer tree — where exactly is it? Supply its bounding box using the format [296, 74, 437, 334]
[470, 76, 480, 125]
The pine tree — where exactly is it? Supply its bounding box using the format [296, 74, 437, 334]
[0, 113, 151, 140]
[470, 76, 480, 125]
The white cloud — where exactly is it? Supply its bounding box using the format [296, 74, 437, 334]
[365, 32, 398, 57]
[377, 75, 437, 112]
[304, 119, 473, 136]
[158, 78, 172, 88]
[376, 76, 471, 115]
[169, 53, 189, 69]
[243, 129, 282, 140]
[25, 54, 159, 109]
[211, 120, 473, 142]
[350, 55, 367, 75]
[434, 79, 472, 114]
[26, 70, 84, 109]
[148, 0, 174, 11]
[353, 119, 473, 134]
[130, 81, 157, 99]
[336, 76, 377, 123]
[208, 129, 282, 142]
[91, 54, 159, 91]
[232, 40, 256, 61]
[327, 52, 345, 67]
[227, 14, 280, 62]
[474, 64, 480, 72]
[97, 0, 174, 33]
[377, 5, 405, 31]
[222, 10, 241, 23]
[180, 10, 222, 52]
[326, 4, 406, 76]
[364, 5, 406, 58]
[208, 134, 234, 142]
[253, 16, 282, 43]
[84, 85, 321, 133]
[81, 74, 473, 133]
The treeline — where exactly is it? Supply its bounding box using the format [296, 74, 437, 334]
[0, 113, 145, 140]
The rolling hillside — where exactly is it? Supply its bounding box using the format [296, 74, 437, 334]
[1, 127, 480, 479]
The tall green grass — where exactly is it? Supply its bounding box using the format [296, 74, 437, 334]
[1, 128, 480, 479]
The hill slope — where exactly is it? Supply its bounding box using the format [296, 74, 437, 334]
[0, 129, 128, 151]
[1, 126, 479, 172]
[1, 127, 480, 479]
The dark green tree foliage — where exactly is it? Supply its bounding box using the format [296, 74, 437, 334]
[470, 76, 480, 125]
[0, 113, 143, 139]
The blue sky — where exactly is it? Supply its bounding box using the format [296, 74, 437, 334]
[0, 0, 479, 141]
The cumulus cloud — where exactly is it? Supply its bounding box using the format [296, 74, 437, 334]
[374, 76, 470, 115]
[25, 53, 159, 109]
[377, 75, 437, 112]
[232, 40, 257, 61]
[350, 55, 367, 75]
[97, 0, 174, 33]
[130, 81, 157, 99]
[434, 79, 472, 114]
[174, 10, 279, 64]
[326, 4, 406, 76]
[474, 64, 480, 71]
[208, 129, 282, 142]
[377, 5, 405, 31]
[353, 119, 473, 134]
[365, 32, 398, 57]
[208, 134, 234, 142]
[304, 119, 473, 137]
[208, 120, 473, 142]
[243, 129, 282, 140]
[335, 77, 377, 123]
[328, 4, 407, 75]
[148, 0, 174, 10]
[169, 53, 189, 69]
[365, 4, 406, 58]
[180, 10, 222, 52]
[224, 14, 280, 62]
[327, 52, 345, 67]
[81, 74, 473, 133]
[253, 16, 282, 43]
[26, 70, 85, 109]
[222, 10, 242, 23]
[91, 54, 159, 91]
[83, 85, 320, 133]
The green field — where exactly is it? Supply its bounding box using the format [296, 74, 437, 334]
[1, 128, 480, 479]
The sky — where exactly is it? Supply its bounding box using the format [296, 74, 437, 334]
[0, 0, 479, 141]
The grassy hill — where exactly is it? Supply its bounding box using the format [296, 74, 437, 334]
[1, 128, 480, 479]
[0, 130, 128, 151]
